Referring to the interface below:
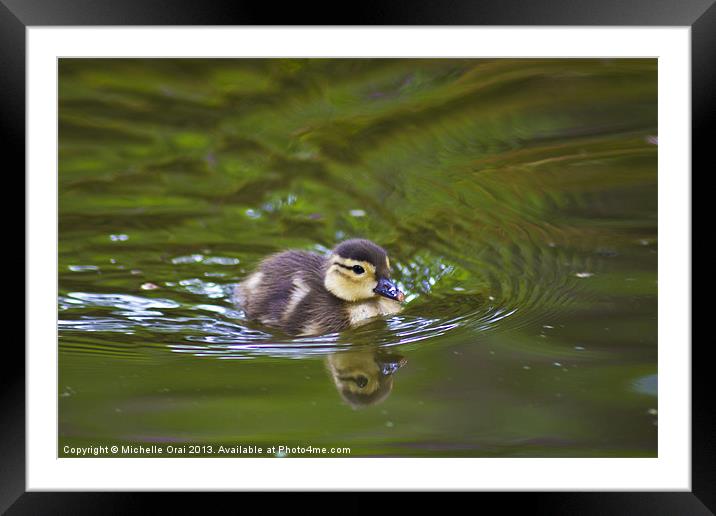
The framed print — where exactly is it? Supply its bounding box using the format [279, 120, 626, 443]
[5, 0, 708, 512]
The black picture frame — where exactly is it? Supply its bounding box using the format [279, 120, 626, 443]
[4, 0, 707, 512]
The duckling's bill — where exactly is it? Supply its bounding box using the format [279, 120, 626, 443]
[373, 277, 405, 302]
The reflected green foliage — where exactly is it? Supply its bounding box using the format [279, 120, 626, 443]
[59, 59, 657, 457]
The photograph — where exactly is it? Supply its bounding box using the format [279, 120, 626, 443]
[57, 57, 659, 459]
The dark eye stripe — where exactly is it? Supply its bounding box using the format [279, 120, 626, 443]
[334, 262, 365, 274]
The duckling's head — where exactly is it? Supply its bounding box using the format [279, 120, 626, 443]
[324, 239, 405, 303]
[326, 350, 407, 408]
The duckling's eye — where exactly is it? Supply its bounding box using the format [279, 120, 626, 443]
[352, 265, 365, 275]
[355, 375, 368, 388]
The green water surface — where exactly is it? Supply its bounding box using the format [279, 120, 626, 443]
[59, 58, 657, 458]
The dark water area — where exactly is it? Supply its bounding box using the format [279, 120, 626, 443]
[58, 58, 657, 457]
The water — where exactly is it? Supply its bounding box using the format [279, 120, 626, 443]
[59, 58, 657, 457]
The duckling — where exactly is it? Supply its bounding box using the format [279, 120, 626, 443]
[234, 239, 405, 336]
[326, 350, 407, 408]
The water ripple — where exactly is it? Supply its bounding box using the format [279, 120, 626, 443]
[58, 242, 589, 360]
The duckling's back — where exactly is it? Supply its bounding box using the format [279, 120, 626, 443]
[235, 250, 347, 335]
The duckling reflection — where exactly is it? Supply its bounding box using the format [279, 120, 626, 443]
[326, 349, 407, 408]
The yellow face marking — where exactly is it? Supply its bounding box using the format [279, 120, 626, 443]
[324, 254, 378, 301]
